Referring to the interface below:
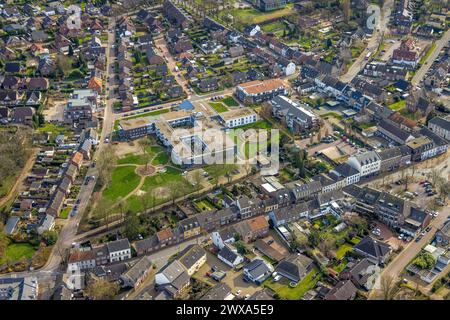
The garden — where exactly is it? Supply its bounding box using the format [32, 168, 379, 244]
[264, 267, 321, 300]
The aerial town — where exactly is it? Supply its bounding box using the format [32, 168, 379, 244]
[0, 0, 449, 303]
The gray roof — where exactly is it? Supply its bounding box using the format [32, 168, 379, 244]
[201, 283, 232, 300]
[353, 236, 391, 259]
[5, 216, 20, 235]
[275, 254, 313, 283]
[347, 258, 376, 287]
[378, 119, 414, 143]
[248, 289, 275, 300]
[429, 116, 450, 131]
[121, 256, 152, 286]
[332, 163, 359, 177]
[177, 244, 206, 270]
[420, 127, 448, 147]
[106, 238, 130, 253]
[244, 259, 271, 280]
[157, 260, 186, 284]
[218, 245, 239, 264]
[325, 280, 357, 300]
[376, 147, 402, 161]
[352, 150, 381, 166]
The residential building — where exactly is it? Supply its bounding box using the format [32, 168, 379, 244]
[275, 254, 313, 284]
[155, 260, 191, 299]
[107, 239, 132, 262]
[271, 95, 319, 133]
[0, 277, 38, 300]
[217, 108, 257, 128]
[177, 244, 207, 276]
[67, 250, 96, 273]
[341, 258, 380, 290]
[217, 244, 244, 268]
[235, 79, 287, 104]
[324, 280, 358, 300]
[243, 259, 272, 285]
[201, 283, 234, 300]
[428, 117, 450, 141]
[120, 256, 153, 289]
[347, 151, 381, 177]
[353, 236, 392, 265]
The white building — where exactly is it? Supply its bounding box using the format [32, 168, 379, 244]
[329, 163, 361, 186]
[217, 244, 244, 268]
[212, 227, 236, 249]
[67, 250, 96, 273]
[218, 108, 257, 128]
[428, 117, 450, 141]
[106, 239, 131, 263]
[347, 151, 381, 177]
[279, 59, 296, 76]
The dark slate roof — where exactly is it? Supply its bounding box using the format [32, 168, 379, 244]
[5, 216, 20, 235]
[347, 258, 376, 287]
[201, 283, 232, 300]
[420, 127, 448, 147]
[218, 245, 239, 264]
[429, 117, 450, 131]
[353, 236, 391, 259]
[106, 239, 130, 253]
[332, 163, 359, 177]
[244, 259, 271, 280]
[276, 260, 300, 283]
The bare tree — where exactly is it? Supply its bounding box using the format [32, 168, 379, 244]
[137, 138, 151, 171]
[379, 275, 398, 300]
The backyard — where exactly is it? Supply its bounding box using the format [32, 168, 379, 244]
[264, 267, 321, 300]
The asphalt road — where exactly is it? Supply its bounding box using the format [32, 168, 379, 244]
[411, 28, 450, 87]
[340, 0, 393, 83]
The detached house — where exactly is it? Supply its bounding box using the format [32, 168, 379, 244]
[353, 236, 392, 265]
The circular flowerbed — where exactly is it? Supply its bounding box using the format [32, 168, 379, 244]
[136, 165, 156, 176]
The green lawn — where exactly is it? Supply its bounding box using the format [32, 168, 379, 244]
[102, 166, 141, 201]
[419, 42, 436, 65]
[117, 153, 147, 165]
[261, 20, 288, 37]
[321, 112, 343, 120]
[264, 268, 321, 300]
[223, 4, 295, 25]
[221, 96, 239, 107]
[0, 243, 36, 265]
[124, 166, 195, 213]
[60, 206, 72, 219]
[335, 243, 353, 260]
[332, 258, 348, 273]
[195, 199, 215, 212]
[237, 119, 273, 130]
[0, 175, 17, 198]
[151, 152, 169, 165]
[388, 100, 406, 111]
[209, 102, 229, 113]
